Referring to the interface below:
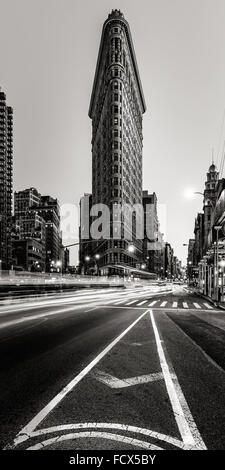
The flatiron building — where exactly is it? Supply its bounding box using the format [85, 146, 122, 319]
[88, 9, 146, 275]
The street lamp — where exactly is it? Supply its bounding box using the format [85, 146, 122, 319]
[214, 225, 222, 301]
[56, 260, 62, 273]
[94, 254, 100, 276]
[128, 244, 135, 253]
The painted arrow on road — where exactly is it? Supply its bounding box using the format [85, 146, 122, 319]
[93, 369, 163, 388]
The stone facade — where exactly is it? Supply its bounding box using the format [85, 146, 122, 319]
[88, 10, 146, 274]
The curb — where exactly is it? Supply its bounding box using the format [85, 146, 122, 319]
[195, 291, 225, 311]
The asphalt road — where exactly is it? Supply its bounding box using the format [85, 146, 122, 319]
[0, 284, 225, 450]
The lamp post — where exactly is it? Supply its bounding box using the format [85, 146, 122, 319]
[56, 260, 62, 275]
[214, 225, 222, 301]
[94, 254, 100, 276]
[202, 255, 208, 296]
[219, 259, 225, 301]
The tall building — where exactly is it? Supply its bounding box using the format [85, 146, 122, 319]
[87, 9, 146, 275]
[13, 188, 46, 271]
[203, 163, 219, 253]
[13, 189, 61, 272]
[0, 88, 13, 269]
[36, 195, 61, 271]
[14, 187, 41, 216]
[142, 190, 165, 276]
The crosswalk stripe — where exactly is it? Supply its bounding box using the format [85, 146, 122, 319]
[183, 302, 188, 308]
[203, 303, 213, 309]
[193, 303, 201, 309]
[137, 300, 148, 306]
[113, 299, 126, 305]
[172, 302, 178, 308]
[160, 301, 167, 307]
[148, 300, 157, 307]
[125, 300, 137, 306]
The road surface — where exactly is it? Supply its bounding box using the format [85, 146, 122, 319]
[0, 284, 225, 450]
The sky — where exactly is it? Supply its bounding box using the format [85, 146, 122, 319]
[1, 0, 225, 265]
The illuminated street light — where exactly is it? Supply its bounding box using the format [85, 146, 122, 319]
[95, 254, 100, 260]
[128, 245, 135, 253]
[183, 188, 196, 200]
[85, 256, 90, 262]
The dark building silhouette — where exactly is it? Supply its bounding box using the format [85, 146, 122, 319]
[35, 195, 61, 272]
[142, 190, 165, 277]
[13, 189, 61, 272]
[0, 88, 13, 269]
[13, 188, 46, 271]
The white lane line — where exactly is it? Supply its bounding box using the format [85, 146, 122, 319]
[25, 422, 186, 449]
[148, 300, 157, 307]
[172, 302, 178, 308]
[125, 300, 137, 306]
[12, 310, 148, 447]
[149, 310, 206, 449]
[26, 431, 163, 451]
[160, 301, 167, 307]
[137, 300, 148, 306]
[203, 303, 213, 309]
[193, 303, 201, 309]
[113, 299, 127, 305]
[183, 302, 188, 309]
[93, 370, 163, 388]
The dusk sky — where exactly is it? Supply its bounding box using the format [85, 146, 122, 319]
[1, 0, 225, 264]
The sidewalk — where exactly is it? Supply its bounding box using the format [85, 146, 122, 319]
[194, 289, 225, 311]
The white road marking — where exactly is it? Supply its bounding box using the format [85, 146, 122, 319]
[203, 303, 213, 309]
[125, 300, 137, 306]
[148, 300, 157, 307]
[160, 301, 167, 307]
[12, 310, 148, 447]
[93, 370, 163, 388]
[26, 431, 163, 450]
[137, 300, 148, 306]
[172, 302, 178, 308]
[193, 303, 201, 309]
[149, 310, 206, 449]
[23, 422, 187, 449]
[100, 305, 218, 313]
[183, 302, 188, 309]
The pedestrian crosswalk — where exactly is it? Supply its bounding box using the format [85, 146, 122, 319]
[109, 298, 215, 310]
